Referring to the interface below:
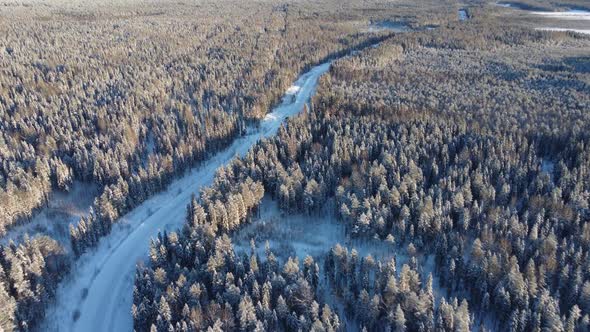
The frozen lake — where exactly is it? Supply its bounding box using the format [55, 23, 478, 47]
[531, 8, 590, 20]
[533, 9, 590, 35]
[497, 3, 590, 35]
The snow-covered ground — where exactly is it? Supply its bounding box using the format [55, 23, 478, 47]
[541, 159, 555, 182]
[41, 60, 332, 332]
[533, 10, 590, 34]
[233, 197, 396, 262]
[459, 9, 468, 21]
[494, 1, 549, 11]
[1, 181, 98, 249]
[495, 2, 590, 19]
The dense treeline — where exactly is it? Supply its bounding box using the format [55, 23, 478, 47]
[0, 0, 411, 329]
[0, 236, 69, 330]
[322, 24, 589, 133]
[133, 168, 341, 330]
[325, 244, 471, 331]
[135, 235, 340, 331]
[290, 23, 590, 330]
[4, 0, 589, 330]
[137, 15, 590, 331]
[0, 0, 390, 237]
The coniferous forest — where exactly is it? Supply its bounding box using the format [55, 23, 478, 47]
[1, 0, 589, 331]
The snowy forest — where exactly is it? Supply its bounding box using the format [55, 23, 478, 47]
[1, 0, 590, 331]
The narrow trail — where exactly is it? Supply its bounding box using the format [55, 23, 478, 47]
[41, 62, 331, 332]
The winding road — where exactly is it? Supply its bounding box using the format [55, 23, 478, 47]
[42, 61, 331, 331]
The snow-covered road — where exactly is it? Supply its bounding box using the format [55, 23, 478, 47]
[42, 62, 331, 332]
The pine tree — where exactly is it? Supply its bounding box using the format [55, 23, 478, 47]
[565, 305, 580, 332]
[394, 304, 406, 332]
[276, 295, 289, 320]
[0, 281, 15, 332]
[455, 299, 471, 332]
[238, 295, 257, 331]
[158, 296, 172, 324]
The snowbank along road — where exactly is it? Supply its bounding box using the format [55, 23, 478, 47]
[41, 61, 331, 332]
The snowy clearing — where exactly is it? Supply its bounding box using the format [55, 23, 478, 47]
[1, 182, 98, 249]
[232, 197, 396, 262]
[41, 60, 332, 332]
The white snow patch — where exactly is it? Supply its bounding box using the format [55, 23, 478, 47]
[1, 182, 98, 250]
[285, 85, 301, 95]
[495, 4, 590, 35]
[495, 2, 590, 19]
[281, 85, 301, 104]
[141, 132, 157, 167]
[145, 132, 155, 155]
[232, 197, 396, 262]
[459, 9, 468, 21]
[541, 160, 554, 174]
[541, 159, 556, 183]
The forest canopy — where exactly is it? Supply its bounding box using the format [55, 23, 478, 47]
[1, 0, 589, 331]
